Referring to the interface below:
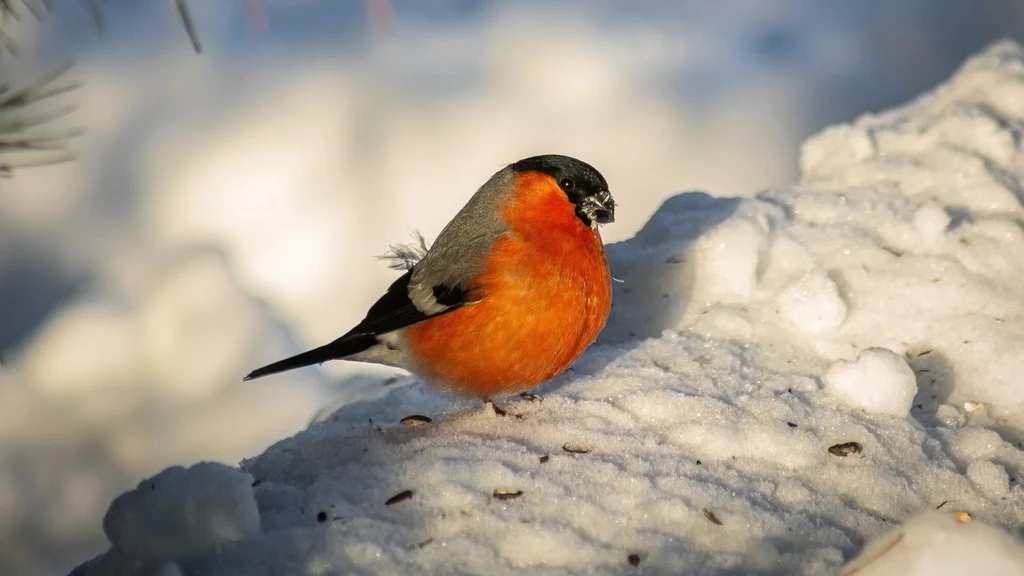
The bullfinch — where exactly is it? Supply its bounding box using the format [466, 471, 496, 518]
[244, 154, 615, 411]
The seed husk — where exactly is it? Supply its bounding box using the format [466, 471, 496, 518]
[493, 489, 523, 501]
[385, 490, 414, 506]
[702, 507, 723, 525]
[400, 415, 432, 426]
[828, 442, 863, 457]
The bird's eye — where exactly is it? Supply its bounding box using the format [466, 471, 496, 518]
[559, 178, 576, 192]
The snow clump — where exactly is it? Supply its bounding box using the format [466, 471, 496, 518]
[823, 348, 917, 417]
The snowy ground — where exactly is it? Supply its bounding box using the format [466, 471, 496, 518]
[64, 41, 1024, 575]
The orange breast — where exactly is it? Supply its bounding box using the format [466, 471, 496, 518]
[405, 172, 612, 398]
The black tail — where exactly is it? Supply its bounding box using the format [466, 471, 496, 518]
[243, 334, 376, 381]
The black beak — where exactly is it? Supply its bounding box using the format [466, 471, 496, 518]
[589, 190, 615, 224]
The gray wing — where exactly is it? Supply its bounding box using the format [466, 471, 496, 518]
[406, 166, 514, 314]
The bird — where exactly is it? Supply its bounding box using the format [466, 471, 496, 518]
[244, 154, 615, 413]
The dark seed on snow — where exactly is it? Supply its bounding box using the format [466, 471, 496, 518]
[539, 454, 550, 464]
[702, 508, 723, 526]
[317, 511, 327, 523]
[493, 489, 523, 501]
[400, 415, 432, 426]
[786, 422, 798, 428]
[385, 490, 414, 506]
[828, 442, 863, 457]
[628, 554, 641, 566]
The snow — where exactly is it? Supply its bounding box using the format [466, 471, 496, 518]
[65, 462, 260, 575]
[20, 249, 276, 400]
[777, 270, 848, 334]
[823, 348, 917, 417]
[947, 426, 1005, 462]
[691, 217, 767, 303]
[841, 513, 1024, 576]
[64, 40, 1024, 575]
[103, 463, 259, 562]
[966, 461, 1012, 499]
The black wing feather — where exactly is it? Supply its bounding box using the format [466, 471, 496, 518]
[346, 270, 434, 337]
[243, 270, 467, 381]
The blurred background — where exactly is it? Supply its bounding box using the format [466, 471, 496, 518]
[1, 1, 1023, 574]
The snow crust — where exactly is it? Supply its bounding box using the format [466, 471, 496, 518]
[67, 40, 1024, 575]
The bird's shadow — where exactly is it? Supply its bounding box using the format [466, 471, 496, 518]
[537, 191, 741, 397]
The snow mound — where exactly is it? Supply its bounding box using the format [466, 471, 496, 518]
[70, 463, 260, 575]
[97, 463, 259, 573]
[72, 41, 1024, 575]
[842, 512, 1024, 576]
[824, 348, 917, 417]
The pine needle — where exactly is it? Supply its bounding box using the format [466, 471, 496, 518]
[173, 0, 202, 53]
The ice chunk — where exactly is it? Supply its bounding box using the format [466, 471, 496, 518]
[824, 348, 917, 417]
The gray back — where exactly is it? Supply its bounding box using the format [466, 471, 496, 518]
[407, 166, 515, 313]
